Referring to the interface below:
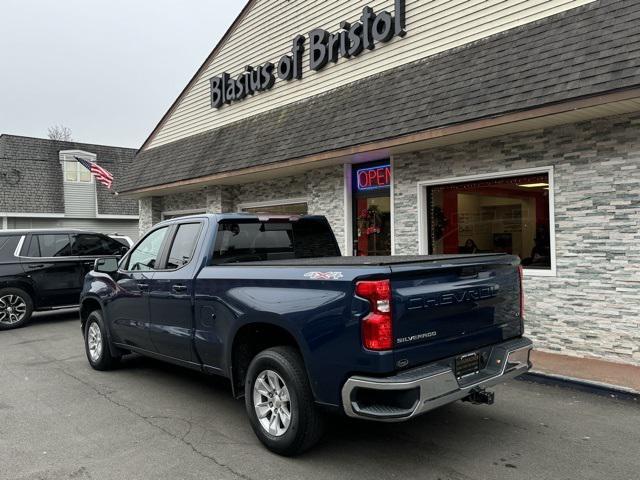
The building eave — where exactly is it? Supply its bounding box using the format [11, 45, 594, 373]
[120, 87, 640, 198]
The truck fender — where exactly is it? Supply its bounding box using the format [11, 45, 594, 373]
[225, 314, 316, 399]
[79, 294, 121, 358]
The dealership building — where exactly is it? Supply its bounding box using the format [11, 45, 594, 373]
[120, 0, 640, 369]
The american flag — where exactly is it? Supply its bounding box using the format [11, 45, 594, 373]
[74, 156, 114, 189]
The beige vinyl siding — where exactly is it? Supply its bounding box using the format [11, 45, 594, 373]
[147, 0, 594, 149]
[63, 182, 97, 218]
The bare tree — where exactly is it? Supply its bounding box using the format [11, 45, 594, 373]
[47, 125, 73, 141]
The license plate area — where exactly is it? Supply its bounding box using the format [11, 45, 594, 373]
[455, 352, 480, 379]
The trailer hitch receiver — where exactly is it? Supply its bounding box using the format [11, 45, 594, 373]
[462, 388, 495, 405]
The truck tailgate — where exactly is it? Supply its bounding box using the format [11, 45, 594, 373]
[390, 255, 522, 368]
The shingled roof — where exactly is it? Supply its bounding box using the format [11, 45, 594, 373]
[0, 134, 138, 215]
[122, 0, 640, 193]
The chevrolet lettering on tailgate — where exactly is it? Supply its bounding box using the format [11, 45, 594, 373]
[407, 285, 499, 310]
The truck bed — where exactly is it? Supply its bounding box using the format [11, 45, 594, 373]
[236, 253, 508, 266]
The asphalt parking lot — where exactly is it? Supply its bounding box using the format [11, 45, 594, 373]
[1, 311, 638, 480]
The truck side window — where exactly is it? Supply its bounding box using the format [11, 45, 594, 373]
[126, 227, 168, 271]
[165, 223, 202, 269]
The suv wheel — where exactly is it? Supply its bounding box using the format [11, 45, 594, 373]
[245, 346, 325, 456]
[0, 288, 34, 330]
[84, 310, 120, 370]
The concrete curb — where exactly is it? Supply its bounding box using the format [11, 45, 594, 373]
[518, 371, 640, 402]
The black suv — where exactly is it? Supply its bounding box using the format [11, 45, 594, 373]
[0, 229, 129, 330]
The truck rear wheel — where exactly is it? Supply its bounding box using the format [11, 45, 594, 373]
[245, 346, 325, 456]
[0, 288, 34, 331]
[84, 310, 120, 370]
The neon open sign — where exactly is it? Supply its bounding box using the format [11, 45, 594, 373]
[356, 164, 391, 191]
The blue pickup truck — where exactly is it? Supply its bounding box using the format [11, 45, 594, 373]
[80, 213, 532, 455]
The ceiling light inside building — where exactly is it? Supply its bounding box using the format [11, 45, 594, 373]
[518, 183, 549, 188]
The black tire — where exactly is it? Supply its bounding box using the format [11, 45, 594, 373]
[84, 310, 120, 370]
[245, 346, 325, 456]
[0, 287, 34, 331]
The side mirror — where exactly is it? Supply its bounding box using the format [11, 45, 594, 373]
[94, 257, 119, 274]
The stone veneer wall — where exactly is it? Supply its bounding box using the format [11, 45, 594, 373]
[138, 197, 162, 236]
[233, 166, 346, 251]
[138, 165, 346, 251]
[393, 113, 640, 366]
[162, 190, 207, 212]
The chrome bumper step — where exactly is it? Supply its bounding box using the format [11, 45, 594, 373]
[342, 337, 533, 421]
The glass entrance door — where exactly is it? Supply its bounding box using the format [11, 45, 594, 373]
[352, 162, 391, 257]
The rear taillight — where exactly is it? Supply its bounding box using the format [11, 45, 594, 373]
[356, 280, 393, 351]
[518, 265, 525, 320]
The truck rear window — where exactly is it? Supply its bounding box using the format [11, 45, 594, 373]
[212, 219, 340, 264]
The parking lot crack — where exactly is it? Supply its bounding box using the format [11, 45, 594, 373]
[60, 370, 255, 480]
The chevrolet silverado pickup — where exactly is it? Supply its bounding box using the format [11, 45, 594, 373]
[79, 213, 532, 455]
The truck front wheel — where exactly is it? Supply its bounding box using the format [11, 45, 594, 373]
[245, 346, 325, 456]
[84, 310, 120, 371]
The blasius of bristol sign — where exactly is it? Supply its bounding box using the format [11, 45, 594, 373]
[210, 0, 406, 108]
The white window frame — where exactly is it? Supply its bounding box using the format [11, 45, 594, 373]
[343, 161, 395, 257]
[416, 166, 557, 277]
[60, 150, 95, 184]
[343, 164, 353, 256]
[161, 208, 206, 221]
[237, 197, 309, 214]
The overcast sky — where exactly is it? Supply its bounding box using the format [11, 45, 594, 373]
[0, 0, 245, 148]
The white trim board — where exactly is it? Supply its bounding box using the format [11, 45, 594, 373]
[343, 164, 353, 256]
[390, 156, 396, 255]
[416, 166, 557, 277]
[96, 215, 140, 220]
[0, 212, 65, 218]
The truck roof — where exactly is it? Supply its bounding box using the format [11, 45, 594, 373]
[155, 213, 328, 225]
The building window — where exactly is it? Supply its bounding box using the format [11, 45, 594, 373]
[61, 152, 93, 183]
[240, 200, 308, 215]
[353, 162, 392, 256]
[426, 172, 552, 271]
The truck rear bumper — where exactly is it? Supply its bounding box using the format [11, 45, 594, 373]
[341, 337, 533, 421]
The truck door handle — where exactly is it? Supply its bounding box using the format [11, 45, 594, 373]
[27, 264, 44, 269]
[172, 284, 187, 293]
[137, 283, 149, 291]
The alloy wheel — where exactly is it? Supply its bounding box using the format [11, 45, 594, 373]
[0, 295, 27, 325]
[253, 369, 292, 437]
[87, 322, 103, 362]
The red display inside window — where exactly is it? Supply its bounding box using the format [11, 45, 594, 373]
[428, 174, 551, 269]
